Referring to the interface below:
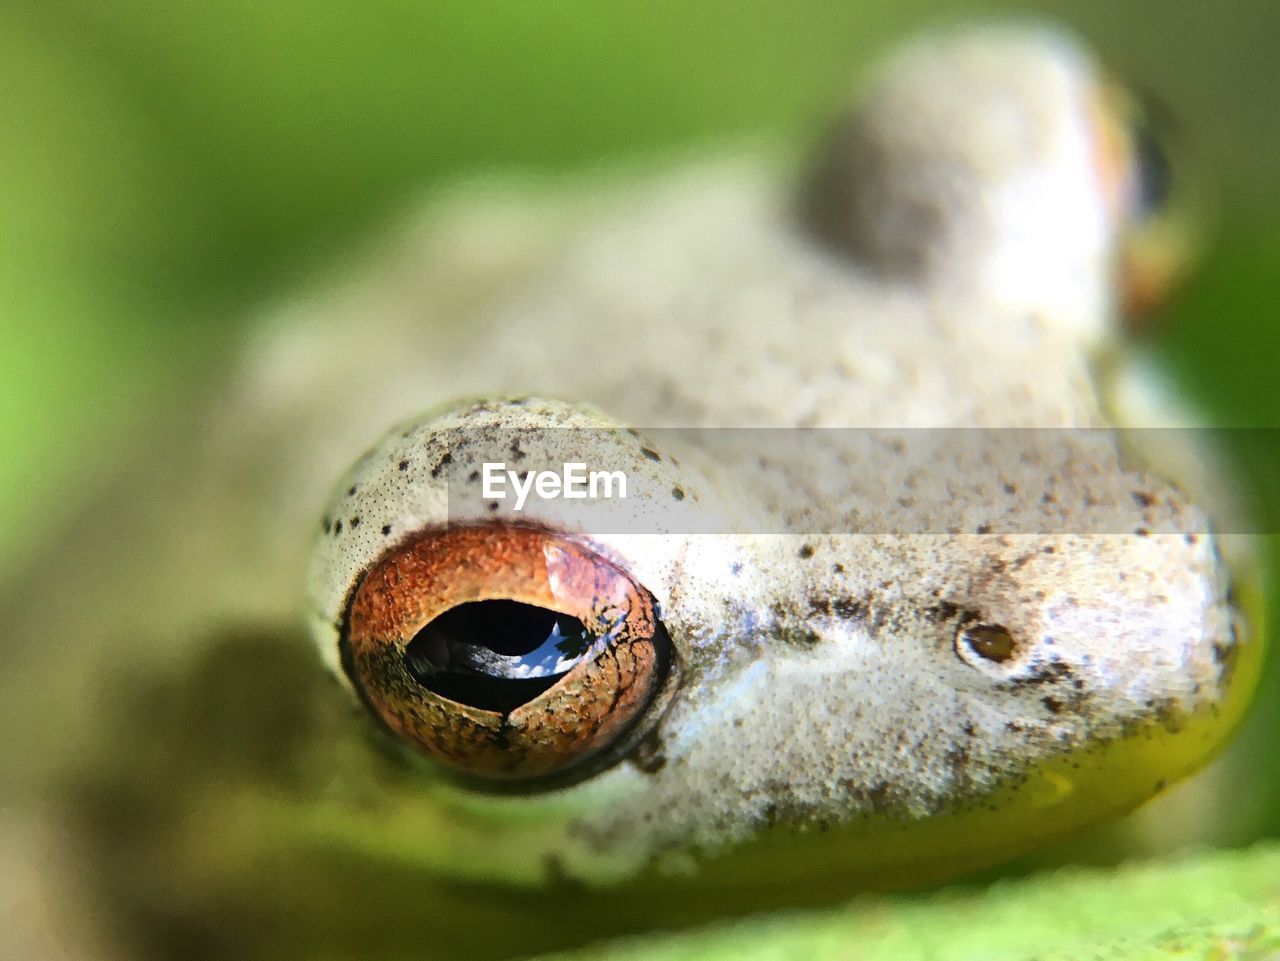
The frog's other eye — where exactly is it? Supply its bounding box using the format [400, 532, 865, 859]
[1092, 83, 1201, 323]
[954, 621, 1020, 669]
[1127, 109, 1173, 222]
[341, 524, 673, 785]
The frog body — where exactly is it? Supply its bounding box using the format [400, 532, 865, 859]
[3, 23, 1261, 961]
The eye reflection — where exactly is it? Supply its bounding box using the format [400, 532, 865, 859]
[404, 600, 604, 713]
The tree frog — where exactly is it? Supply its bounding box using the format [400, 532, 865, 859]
[7, 22, 1262, 961]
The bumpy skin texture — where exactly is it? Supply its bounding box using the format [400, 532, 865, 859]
[0, 22, 1262, 961]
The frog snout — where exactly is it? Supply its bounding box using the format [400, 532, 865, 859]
[945, 530, 1243, 730]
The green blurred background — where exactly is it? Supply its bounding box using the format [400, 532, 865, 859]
[2, 0, 1278, 837]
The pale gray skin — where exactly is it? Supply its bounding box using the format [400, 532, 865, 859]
[0, 22, 1254, 961]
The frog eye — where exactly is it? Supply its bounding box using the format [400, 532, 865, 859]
[342, 525, 673, 784]
[1126, 108, 1173, 223]
[1092, 83, 1199, 323]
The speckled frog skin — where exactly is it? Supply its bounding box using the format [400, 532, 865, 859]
[10, 23, 1263, 961]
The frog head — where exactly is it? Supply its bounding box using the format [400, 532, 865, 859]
[306, 392, 1255, 891]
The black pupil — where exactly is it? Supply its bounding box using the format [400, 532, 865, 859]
[404, 600, 596, 714]
[1132, 117, 1172, 219]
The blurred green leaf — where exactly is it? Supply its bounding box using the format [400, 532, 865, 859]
[0, 15, 206, 572]
[537, 845, 1280, 961]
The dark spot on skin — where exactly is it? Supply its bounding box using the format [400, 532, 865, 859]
[1132, 490, 1155, 508]
[1212, 638, 1237, 669]
[509, 438, 526, 461]
[1134, 527, 1150, 537]
[798, 544, 815, 559]
[381, 525, 392, 536]
[631, 729, 667, 774]
[469, 470, 480, 483]
[926, 600, 963, 622]
[808, 596, 869, 621]
[398, 460, 410, 472]
[1041, 491, 1057, 505]
[961, 721, 977, 737]
[334, 521, 343, 535]
[833, 563, 845, 574]
[865, 781, 892, 809]
[1002, 482, 1017, 495]
[488, 501, 500, 512]
[321, 518, 331, 534]
[1007, 660, 1074, 689]
[672, 486, 685, 501]
[975, 523, 992, 534]
[945, 742, 971, 773]
[730, 562, 743, 575]
[350, 517, 361, 528]
[640, 447, 661, 462]
[1184, 533, 1199, 546]
[775, 602, 823, 645]
[347, 485, 357, 497]
[1042, 545, 1056, 554]
[789, 627, 821, 645]
[431, 452, 453, 478]
[1146, 697, 1183, 734]
[542, 854, 583, 889]
[1042, 696, 1064, 714]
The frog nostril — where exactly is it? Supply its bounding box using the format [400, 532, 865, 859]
[956, 623, 1018, 664]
